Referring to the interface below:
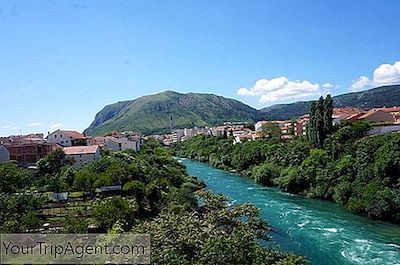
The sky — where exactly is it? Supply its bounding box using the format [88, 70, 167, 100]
[0, 0, 400, 136]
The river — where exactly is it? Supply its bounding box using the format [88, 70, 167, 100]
[178, 158, 400, 265]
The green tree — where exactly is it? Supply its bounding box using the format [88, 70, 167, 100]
[92, 196, 138, 231]
[308, 95, 333, 148]
[131, 191, 307, 265]
[261, 123, 281, 140]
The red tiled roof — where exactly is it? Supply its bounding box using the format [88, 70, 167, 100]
[376, 106, 400, 113]
[333, 107, 365, 115]
[63, 145, 99, 155]
[358, 109, 384, 119]
[345, 113, 366, 120]
[55, 130, 85, 139]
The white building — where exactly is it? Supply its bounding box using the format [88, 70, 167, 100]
[47, 130, 87, 147]
[172, 129, 184, 142]
[0, 145, 10, 163]
[63, 145, 101, 168]
[104, 137, 142, 152]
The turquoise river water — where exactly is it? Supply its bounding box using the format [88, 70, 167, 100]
[178, 158, 400, 265]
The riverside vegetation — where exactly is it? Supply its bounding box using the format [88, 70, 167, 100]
[173, 96, 400, 224]
[0, 139, 307, 264]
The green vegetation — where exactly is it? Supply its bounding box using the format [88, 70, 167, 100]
[84, 91, 263, 136]
[261, 85, 400, 120]
[173, 122, 400, 224]
[0, 139, 307, 264]
[132, 190, 306, 265]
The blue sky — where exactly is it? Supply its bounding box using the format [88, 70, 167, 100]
[1, 0, 400, 136]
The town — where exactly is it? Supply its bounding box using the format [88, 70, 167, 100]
[1, 105, 399, 167]
[154, 105, 400, 145]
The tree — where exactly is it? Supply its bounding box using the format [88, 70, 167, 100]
[37, 148, 73, 176]
[131, 191, 307, 265]
[92, 196, 138, 231]
[0, 163, 29, 193]
[308, 95, 333, 148]
[252, 163, 279, 185]
[289, 119, 296, 136]
[323, 94, 333, 135]
[223, 128, 228, 139]
[261, 123, 281, 140]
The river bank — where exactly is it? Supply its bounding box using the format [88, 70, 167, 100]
[179, 158, 400, 265]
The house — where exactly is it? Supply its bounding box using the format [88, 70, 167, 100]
[233, 134, 253, 144]
[104, 137, 141, 152]
[394, 114, 400, 124]
[1, 134, 57, 166]
[345, 112, 366, 122]
[0, 145, 10, 163]
[332, 107, 365, 125]
[63, 145, 101, 167]
[296, 114, 310, 136]
[47, 130, 87, 147]
[171, 129, 184, 142]
[255, 120, 296, 137]
[366, 124, 400, 135]
[87, 136, 106, 147]
[357, 109, 394, 123]
[5, 142, 56, 166]
[376, 106, 400, 114]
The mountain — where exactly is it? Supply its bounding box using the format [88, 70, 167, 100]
[85, 85, 400, 136]
[85, 91, 262, 136]
[260, 85, 400, 120]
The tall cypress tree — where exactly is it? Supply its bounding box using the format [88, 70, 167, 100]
[316, 96, 325, 148]
[308, 102, 317, 146]
[308, 95, 334, 149]
[323, 94, 333, 135]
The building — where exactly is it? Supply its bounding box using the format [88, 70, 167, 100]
[296, 114, 310, 136]
[104, 137, 142, 152]
[47, 130, 87, 147]
[345, 112, 366, 122]
[0, 145, 10, 163]
[366, 124, 400, 135]
[171, 129, 184, 142]
[357, 110, 394, 123]
[4, 142, 56, 166]
[63, 145, 101, 168]
[332, 107, 365, 125]
[87, 136, 106, 147]
[394, 114, 400, 124]
[0, 134, 56, 166]
[376, 106, 400, 115]
[233, 134, 253, 144]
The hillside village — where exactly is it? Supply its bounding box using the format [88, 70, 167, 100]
[0, 130, 144, 167]
[1, 105, 399, 167]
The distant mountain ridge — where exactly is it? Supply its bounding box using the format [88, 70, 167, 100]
[260, 85, 400, 120]
[85, 91, 263, 136]
[85, 85, 400, 136]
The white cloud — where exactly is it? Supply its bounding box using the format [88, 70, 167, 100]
[322, 83, 335, 89]
[28, 122, 44, 127]
[350, 61, 400, 91]
[1, 125, 10, 129]
[50, 122, 63, 128]
[12, 126, 19, 130]
[237, 76, 330, 104]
